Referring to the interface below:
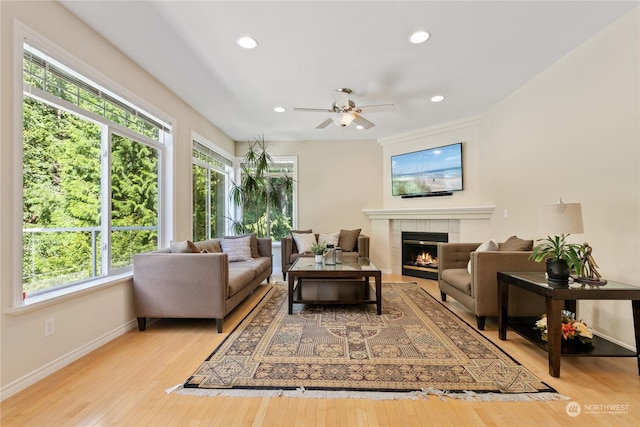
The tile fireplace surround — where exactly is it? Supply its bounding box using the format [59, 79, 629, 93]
[362, 206, 495, 275]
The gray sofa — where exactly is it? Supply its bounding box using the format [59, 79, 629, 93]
[132, 237, 272, 333]
[281, 232, 370, 280]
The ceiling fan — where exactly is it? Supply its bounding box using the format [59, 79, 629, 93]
[293, 88, 395, 129]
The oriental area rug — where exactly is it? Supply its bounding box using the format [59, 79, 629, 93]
[174, 283, 565, 401]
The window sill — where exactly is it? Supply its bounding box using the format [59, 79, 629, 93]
[4, 272, 132, 316]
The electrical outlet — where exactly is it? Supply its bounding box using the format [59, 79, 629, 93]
[45, 318, 55, 336]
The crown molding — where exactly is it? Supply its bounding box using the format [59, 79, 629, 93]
[378, 115, 482, 146]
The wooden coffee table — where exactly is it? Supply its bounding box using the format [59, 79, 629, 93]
[497, 272, 640, 377]
[287, 257, 382, 315]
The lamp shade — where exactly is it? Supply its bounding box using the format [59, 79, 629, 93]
[540, 202, 584, 235]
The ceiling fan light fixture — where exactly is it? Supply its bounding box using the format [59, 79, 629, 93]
[409, 30, 430, 44]
[236, 36, 258, 49]
[332, 112, 356, 127]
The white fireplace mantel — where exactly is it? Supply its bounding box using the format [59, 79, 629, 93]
[362, 206, 496, 274]
[362, 206, 496, 221]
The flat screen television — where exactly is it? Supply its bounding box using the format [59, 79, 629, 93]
[391, 142, 463, 197]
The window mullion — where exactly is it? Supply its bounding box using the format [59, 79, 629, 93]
[101, 127, 112, 276]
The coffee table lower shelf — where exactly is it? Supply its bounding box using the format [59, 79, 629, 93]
[509, 318, 637, 358]
[291, 279, 378, 307]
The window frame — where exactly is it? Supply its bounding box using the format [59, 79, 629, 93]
[13, 24, 174, 307]
[234, 155, 298, 240]
[191, 133, 235, 239]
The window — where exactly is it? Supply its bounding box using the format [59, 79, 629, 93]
[192, 138, 233, 240]
[235, 157, 296, 241]
[21, 41, 170, 299]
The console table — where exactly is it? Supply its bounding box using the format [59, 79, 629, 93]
[497, 272, 640, 377]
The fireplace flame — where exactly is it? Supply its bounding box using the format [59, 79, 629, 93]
[415, 252, 437, 267]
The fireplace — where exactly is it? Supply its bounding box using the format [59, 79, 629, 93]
[402, 232, 448, 279]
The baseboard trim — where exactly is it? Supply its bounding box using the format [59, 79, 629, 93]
[0, 319, 138, 401]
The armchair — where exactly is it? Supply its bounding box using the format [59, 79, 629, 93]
[437, 239, 546, 330]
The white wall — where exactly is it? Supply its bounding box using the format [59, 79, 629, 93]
[0, 1, 234, 398]
[378, 9, 639, 349]
[238, 139, 382, 239]
[480, 9, 639, 348]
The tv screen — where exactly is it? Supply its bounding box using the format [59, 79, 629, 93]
[391, 142, 463, 197]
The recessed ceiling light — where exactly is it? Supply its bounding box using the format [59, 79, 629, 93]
[273, 107, 285, 113]
[356, 125, 365, 130]
[236, 36, 258, 49]
[409, 30, 430, 44]
[431, 95, 445, 103]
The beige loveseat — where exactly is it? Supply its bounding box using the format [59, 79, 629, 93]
[281, 230, 370, 280]
[437, 236, 546, 330]
[133, 237, 272, 333]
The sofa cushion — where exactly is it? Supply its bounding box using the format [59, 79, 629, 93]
[468, 239, 498, 273]
[220, 236, 253, 261]
[441, 269, 472, 295]
[224, 233, 259, 258]
[292, 232, 317, 254]
[338, 229, 361, 252]
[499, 235, 533, 251]
[170, 240, 199, 253]
[227, 264, 257, 297]
[318, 232, 339, 247]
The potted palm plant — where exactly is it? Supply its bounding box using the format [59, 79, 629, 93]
[230, 135, 294, 239]
[529, 235, 583, 286]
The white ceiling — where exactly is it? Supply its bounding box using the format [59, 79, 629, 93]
[60, 1, 637, 142]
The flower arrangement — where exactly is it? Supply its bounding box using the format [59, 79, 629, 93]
[534, 311, 593, 344]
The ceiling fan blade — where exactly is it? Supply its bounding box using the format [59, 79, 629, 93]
[293, 107, 333, 113]
[315, 118, 333, 129]
[353, 114, 375, 129]
[356, 104, 396, 113]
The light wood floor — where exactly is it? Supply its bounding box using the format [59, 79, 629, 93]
[2, 275, 639, 426]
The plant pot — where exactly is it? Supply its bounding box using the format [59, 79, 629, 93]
[314, 255, 323, 263]
[546, 258, 570, 286]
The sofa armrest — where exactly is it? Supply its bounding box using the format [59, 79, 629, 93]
[471, 250, 546, 311]
[257, 238, 272, 258]
[356, 234, 370, 258]
[132, 252, 229, 318]
[438, 242, 479, 272]
[281, 236, 294, 272]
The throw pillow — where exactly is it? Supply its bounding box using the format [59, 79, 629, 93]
[292, 232, 317, 254]
[224, 233, 259, 258]
[170, 240, 199, 253]
[499, 235, 533, 251]
[220, 235, 253, 262]
[318, 232, 339, 248]
[196, 239, 222, 253]
[289, 229, 313, 252]
[338, 229, 361, 252]
[468, 238, 499, 273]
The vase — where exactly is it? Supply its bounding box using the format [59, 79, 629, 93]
[314, 254, 323, 263]
[546, 259, 570, 286]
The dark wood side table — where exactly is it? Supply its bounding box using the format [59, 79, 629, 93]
[497, 272, 640, 377]
[287, 257, 382, 315]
